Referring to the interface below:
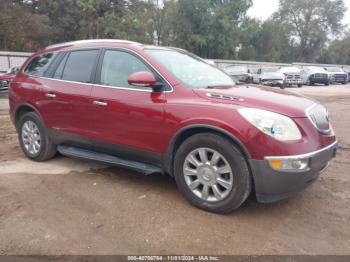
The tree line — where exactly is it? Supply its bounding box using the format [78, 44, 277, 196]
[0, 0, 349, 64]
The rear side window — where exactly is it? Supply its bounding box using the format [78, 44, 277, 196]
[61, 50, 99, 83]
[24, 53, 57, 77]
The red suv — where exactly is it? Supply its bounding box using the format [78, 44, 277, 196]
[9, 40, 338, 213]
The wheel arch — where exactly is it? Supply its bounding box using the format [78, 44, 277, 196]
[14, 103, 43, 129]
[164, 124, 252, 176]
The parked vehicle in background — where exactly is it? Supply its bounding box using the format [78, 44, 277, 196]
[301, 66, 330, 86]
[343, 67, 350, 82]
[279, 66, 302, 88]
[9, 39, 338, 213]
[324, 67, 348, 84]
[223, 65, 252, 83]
[252, 67, 285, 88]
[0, 66, 18, 92]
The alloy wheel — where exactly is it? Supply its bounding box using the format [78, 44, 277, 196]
[21, 120, 41, 155]
[183, 148, 234, 202]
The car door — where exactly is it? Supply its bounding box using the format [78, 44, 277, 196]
[39, 49, 100, 140]
[90, 49, 167, 161]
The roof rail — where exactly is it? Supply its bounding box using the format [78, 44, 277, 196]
[46, 39, 141, 49]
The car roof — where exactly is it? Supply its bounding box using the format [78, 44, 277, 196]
[43, 39, 172, 53]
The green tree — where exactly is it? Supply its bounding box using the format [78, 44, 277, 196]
[0, 0, 50, 51]
[237, 18, 260, 60]
[167, 0, 252, 59]
[275, 0, 346, 62]
[257, 19, 294, 62]
[320, 32, 350, 64]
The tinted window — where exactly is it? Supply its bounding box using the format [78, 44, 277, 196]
[100, 50, 151, 88]
[62, 50, 99, 83]
[53, 53, 68, 79]
[24, 53, 57, 77]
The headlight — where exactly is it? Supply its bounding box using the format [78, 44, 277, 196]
[238, 108, 302, 141]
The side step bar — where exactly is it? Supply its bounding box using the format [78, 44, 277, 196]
[57, 145, 162, 175]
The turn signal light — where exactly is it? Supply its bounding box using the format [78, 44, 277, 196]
[267, 158, 309, 171]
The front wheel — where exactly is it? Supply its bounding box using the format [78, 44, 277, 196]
[174, 133, 251, 213]
[18, 112, 57, 161]
[297, 84, 303, 88]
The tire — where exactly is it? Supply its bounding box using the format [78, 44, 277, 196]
[325, 82, 329, 86]
[17, 112, 56, 161]
[280, 83, 286, 89]
[173, 133, 251, 214]
[297, 84, 303, 88]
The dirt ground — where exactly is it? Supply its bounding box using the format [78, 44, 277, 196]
[0, 85, 349, 255]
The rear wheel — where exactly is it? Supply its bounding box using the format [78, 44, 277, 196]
[297, 84, 303, 88]
[325, 81, 330, 86]
[174, 133, 251, 213]
[18, 112, 56, 161]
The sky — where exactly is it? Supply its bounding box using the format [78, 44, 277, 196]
[247, 0, 350, 26]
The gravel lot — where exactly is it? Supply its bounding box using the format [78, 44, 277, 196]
[0, 84, 349, 255]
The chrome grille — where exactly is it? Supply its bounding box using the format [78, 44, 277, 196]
[334, 74, 347, 82]
[314, 73, 327, 79]
[286, 74, 301, 80]
[306, 104, 331, 134]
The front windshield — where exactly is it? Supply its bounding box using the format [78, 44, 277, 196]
[262, 68, 279, 73]
[307, 67, 327, 73]
[327, 67, 342, 72]
[145, 49, 234, 89]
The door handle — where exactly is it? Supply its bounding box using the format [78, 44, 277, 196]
[45, 93, 56, 98]
[93, 100, 108, 107]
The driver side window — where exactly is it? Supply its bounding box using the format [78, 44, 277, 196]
[100, 50, 152, 89]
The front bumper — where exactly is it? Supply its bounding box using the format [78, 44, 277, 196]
[249, 141, 338, 203]
[330, 75, 348, 83]
[284, 79, 302, 85]
[262, 79, 284, 86]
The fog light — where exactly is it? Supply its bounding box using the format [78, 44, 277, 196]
[267, 158, 309, 171]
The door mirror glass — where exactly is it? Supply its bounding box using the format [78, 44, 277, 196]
[128, 71, 161, 90]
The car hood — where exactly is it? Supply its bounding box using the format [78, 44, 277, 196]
[307, 68, 327, 74]
[193, 84, 314, 117]
[261, 72, 284, 79]
[328, 71, 347, 75]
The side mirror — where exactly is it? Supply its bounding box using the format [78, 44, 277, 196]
[128, 71, 162, 91]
